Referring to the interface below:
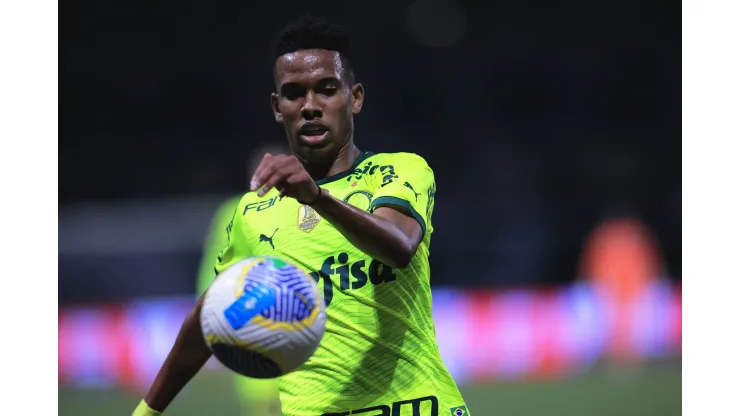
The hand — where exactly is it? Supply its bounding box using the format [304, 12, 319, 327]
[250, 153, 320, 204]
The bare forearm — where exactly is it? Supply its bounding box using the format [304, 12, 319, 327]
[144, 297, 212, 412]
[311, 191, 415, 268]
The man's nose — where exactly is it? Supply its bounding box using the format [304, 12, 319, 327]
[301, 92, 322, 119]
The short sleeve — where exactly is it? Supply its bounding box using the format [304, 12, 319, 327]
[214, 194, 253, 277]
[369, 153, 436, 236]
[196, 196, 241, 296]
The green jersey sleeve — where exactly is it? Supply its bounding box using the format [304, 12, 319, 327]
[368, 153, 436, 236]
[196, 195, 242, 296]
[213, 193, 258, 277]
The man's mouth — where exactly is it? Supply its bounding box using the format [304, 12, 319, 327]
[298, 126, 329, 143]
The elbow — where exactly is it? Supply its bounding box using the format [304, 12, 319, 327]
[386, 258, 411, 270]
[385, 242, 416, 269]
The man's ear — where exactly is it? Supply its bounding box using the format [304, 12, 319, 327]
[351, 83, 364, 115]
[271, 93, 283, 123]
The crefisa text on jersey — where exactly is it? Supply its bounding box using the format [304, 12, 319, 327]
[310, 252, 397, 306]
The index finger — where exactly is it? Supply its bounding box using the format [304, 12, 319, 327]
[250, 153, 273, 191]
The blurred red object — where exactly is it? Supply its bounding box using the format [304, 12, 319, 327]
[578, 217, 665, 363]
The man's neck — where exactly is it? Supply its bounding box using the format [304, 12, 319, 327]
[303, 143, 361, 181]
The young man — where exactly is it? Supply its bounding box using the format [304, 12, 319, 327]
[133, 15, 469, 416]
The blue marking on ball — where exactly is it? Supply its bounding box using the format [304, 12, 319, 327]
[225, 257, 319, 327]
[224, 283, 276, 330]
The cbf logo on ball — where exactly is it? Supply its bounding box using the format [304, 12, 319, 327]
[200, 257, 327, 379]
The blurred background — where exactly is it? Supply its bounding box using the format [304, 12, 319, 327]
[59, 0, 681, 415]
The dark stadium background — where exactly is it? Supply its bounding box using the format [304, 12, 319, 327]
[58, 0, 681, 415]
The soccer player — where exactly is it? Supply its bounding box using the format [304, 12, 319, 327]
[133, 15, 470, 416]
[195, 142, 287, 416]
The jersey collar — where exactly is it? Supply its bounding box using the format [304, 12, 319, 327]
[315, 151, 375, 185]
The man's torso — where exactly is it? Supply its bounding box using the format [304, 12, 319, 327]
[216, 152, 467, 415]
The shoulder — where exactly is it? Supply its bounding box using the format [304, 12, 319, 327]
[366, 152, 432, 170]
[216, 194, 243, 214]
[209, 194, 243, 225]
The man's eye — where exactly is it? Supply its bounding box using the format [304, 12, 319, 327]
[284, 90, 303, 100]
[281, 86, 305, 100]
[320, 86, 337, 95]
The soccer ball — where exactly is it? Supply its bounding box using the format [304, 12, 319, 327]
[200, 256, 326, 378]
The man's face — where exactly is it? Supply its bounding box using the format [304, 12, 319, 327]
[271, 49, 363, 160]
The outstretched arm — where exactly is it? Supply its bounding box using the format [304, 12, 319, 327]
[133, 296, 212, 415]
[136, 194, 250, 415]
[250, 153, 424, 268]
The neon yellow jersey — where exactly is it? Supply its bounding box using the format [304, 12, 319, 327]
[215, 152, 469, 416]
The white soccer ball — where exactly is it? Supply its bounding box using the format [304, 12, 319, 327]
[200, 256, 326, 378]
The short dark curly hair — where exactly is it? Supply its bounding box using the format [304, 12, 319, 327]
[271, 15, 355, 83]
